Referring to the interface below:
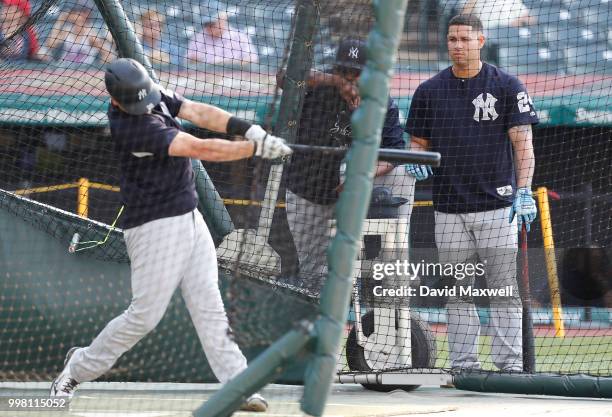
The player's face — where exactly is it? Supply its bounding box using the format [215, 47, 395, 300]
[342, 69, 361, 82]
[447, 25, 484, 68]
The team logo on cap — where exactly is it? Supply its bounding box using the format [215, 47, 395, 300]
[349, 46, 359, 59]
[137, 88, 147, 101]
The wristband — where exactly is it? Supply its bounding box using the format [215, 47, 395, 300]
[226, 117, 252, 137]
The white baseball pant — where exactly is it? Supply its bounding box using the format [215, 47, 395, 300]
[435, 206, 523, 371]
[68, 209, 247, 383]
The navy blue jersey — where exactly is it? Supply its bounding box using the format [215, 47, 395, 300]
[109, 89, 197, 229]
[405, 63, 539, 213]
[287, 83, 404, 205]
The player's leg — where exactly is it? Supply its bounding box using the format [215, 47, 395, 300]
[473, 207, 522, 371]
[435, 211, 481, 370]
[54, 213, 193, 391]
[180, 210, 267, 412]
[180, 210, 248, 382]
[285, 190, 335, 291]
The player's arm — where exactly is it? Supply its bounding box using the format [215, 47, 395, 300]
[276, 69, 345, 89]
[508, 124, 537, 230]
[277, 69, 359, 108]
[404, 136, 433, 181]
[177, 99, 233, 133]
[168, 132, 255, 162]
[409, 136, 430, 151]
[376, 100, 405, 177]
[175, 99, 292, 160]
[508, 124, 535, 188]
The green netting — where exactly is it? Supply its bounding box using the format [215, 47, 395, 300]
[1, 0, 612, 414]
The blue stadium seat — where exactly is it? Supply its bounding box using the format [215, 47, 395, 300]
[565, 42, 612, 74]
[486, 25, 538, 47]
[531, 2, 576, 26]
[498, 44, 565, 74]
[568, 0, 612, 27]
[540, 22, 601, 45]
[575, 0, 612, 44]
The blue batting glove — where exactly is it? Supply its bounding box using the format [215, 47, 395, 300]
[509, 187, 537, 232]
[405, 164, 433, 181]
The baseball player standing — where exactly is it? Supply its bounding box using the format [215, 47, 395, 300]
[282, 39, 405, 292]
[404, 14, 538, 372]
[49, 58, 292, 411]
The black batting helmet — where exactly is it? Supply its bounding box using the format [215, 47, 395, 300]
[104, 58, 161, 115]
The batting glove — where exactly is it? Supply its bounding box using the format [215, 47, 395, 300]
[405, 164, 433, 181]
[509, 187, 537, 232]
[245, 125, 293, 160]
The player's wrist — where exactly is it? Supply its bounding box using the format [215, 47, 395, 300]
[227, 117, 253, 137]
[517, 186, 532, 195]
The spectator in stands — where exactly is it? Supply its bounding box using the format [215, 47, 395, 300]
[449, 0, 536, 29]
[40, 1, 114, 64]
[0, 0, 40, 61]
[187, 8, 258, 66]
[137, 10, 179, 67]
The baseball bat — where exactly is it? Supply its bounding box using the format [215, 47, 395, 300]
[521, 223, 536, 373]
[288, 144, 441, 166]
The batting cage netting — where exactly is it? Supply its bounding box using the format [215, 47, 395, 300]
[0, 0, 611, 415]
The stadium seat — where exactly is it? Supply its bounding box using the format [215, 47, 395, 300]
[568, 0, 612, 27]
[531, 1, 575, 26]
[565, 42, 612, 75]
[540, 22, 601, 45]
[486, 26, 538, 47]
[498, 44, 565, 74]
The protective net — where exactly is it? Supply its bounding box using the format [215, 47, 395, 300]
[1, 0, 611, 414]
[0, 0, 326, 414]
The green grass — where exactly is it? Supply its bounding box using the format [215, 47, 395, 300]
[433, 334, 612, 375]
[338, 332, 612, 376]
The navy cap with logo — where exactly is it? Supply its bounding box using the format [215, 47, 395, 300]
[104, 58, 162, 115]
[334, 39, 367, 71]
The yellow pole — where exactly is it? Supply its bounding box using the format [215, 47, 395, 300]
[77, 178, 90, 218]
[536, 186, 565, 337]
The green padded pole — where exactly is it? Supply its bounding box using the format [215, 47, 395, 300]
[454, 372, 612, 398]
[190, 160, 234, 245]
[273, 0, 319, 142]
[92, 0, 235, 242]
[301, 1, 409, 416]
[193, 2, 320, 415]
[192, 322, 314, 417]
[91, 0, 155, 78]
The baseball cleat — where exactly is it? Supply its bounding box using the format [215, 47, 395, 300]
[239, 392, 268, 412]
[50, 347, 81, 398]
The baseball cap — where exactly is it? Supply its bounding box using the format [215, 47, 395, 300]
[2, 0, 32, 17]
[335, 39, 367, 71]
